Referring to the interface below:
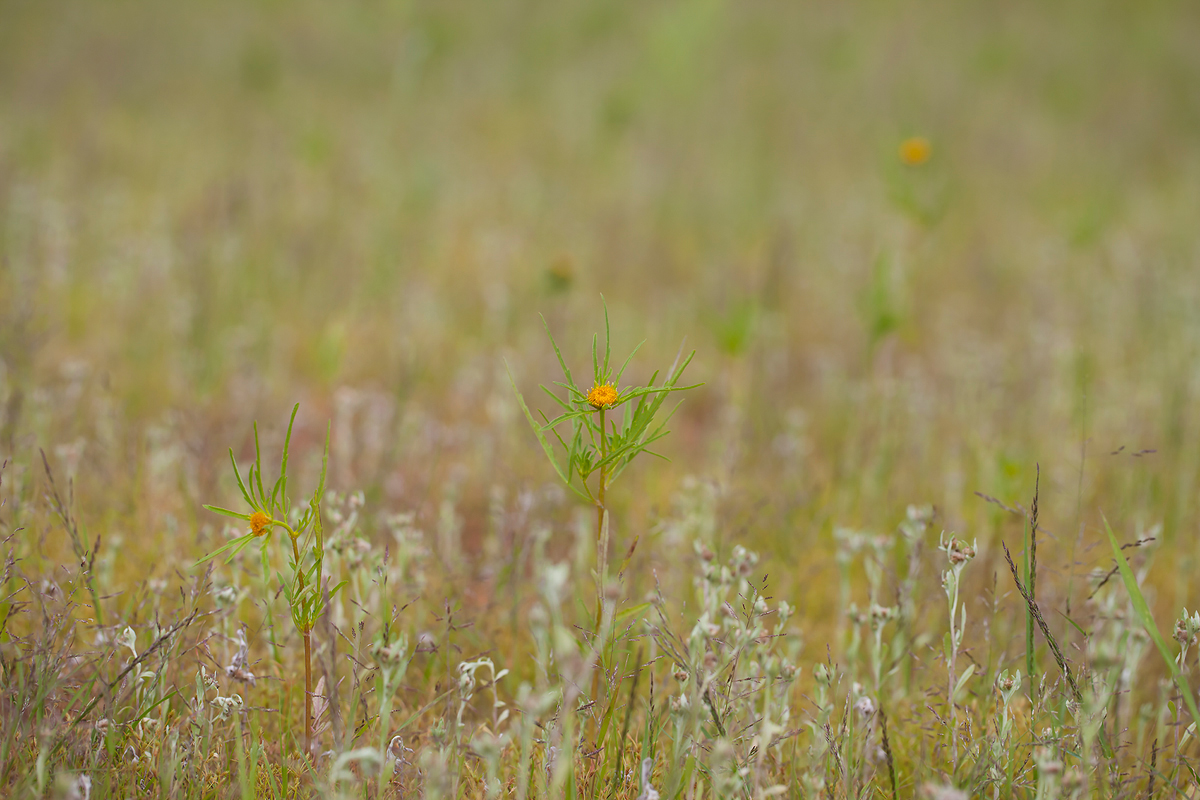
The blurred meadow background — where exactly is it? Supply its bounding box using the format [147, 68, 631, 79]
[3, 0, 1200, 797]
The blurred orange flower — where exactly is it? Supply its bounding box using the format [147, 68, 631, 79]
[899, 137, 932, 166]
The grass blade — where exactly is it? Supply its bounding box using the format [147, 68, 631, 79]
[540, 314, 576, 387]
[602, 295, 612, 378]
[229, 448, 255, 509]
[277, 402, 299, 507]
[203, 504, 252, 521]
[1103, 517, 1200, 730]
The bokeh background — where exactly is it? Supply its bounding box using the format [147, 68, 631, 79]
[3, 0, 1200, 626]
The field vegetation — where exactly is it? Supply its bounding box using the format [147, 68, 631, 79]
[2, 0, 1200, 797]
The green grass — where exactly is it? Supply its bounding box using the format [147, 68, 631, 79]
[2, 0, 1200, 796]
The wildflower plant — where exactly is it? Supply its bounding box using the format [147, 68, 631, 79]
[196, 404, 345, 755]
[940, 531, 977, 770]
[507, 300, 699, 602]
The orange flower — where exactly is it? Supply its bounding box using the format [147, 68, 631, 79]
[586, 382, 619, 409]
[250, 511, 272, 536]
[899, 136, 932, 166]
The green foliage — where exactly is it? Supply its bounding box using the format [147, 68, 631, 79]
[3, 0, 1200, 796]
[1104, 517, 1200, 731]
[197, 405, 344, 630]
[196, 404, 346, 752]
[507, 300, 700, 505]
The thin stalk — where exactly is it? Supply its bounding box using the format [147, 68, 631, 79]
[291, 534, 314, 754]
[948, 578, 959, 768]
[1025, 468, 1039, 703]
[588, 409, 609, 745]
[596, 408, 608, 626]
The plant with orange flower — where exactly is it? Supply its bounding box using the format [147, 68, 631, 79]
[507, 299, 699, 743]
[196, 404, 345, 756]
[508, 301, 699, 528]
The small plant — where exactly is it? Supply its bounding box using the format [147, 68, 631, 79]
[196, 404, 345, 755]
[507, 300, 699, 610]
[507, 299, 700, 752]
[940, 531, 976, 770]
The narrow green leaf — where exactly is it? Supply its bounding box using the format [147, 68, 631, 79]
[602, 296, 612, 378]
[551, 379, 587, 396]
[131, 690, 178, 726]
[226, 535, 260, 563]
[252, 422, 267, 505]
[539, 383, 575, 411]
[278, 403, 299, 506]
[567, 421, 584, 484]
[229, 448, 255, 509]
[592, 332, 600, 384]
[193, 533, 258, 567]
[953, 664, 976, 701]
[1057, 610, 1089, 639]
[203, 505, 252, 521]
[506, 361, 591, 502]
[540, 410, 592, 430]
[1104, 517, 1200, 730]
[615, 602, 652, 626]
[595, 690, 620, 757]
[540, 315, 576, 388]
[313, 422, 330, 504]
[614, 340, 645, 385]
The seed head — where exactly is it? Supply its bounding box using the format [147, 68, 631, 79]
[249, 511, 272, 536]
[854, 695, 876, 720]
[944, 535, 976, 566]
[587, 382, 619, 409]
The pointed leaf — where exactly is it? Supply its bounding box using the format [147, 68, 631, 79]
[252, 422, 267, 505]
[540, 410, 592, 430]
[614, 339, 645, 385]
[277, 403, 299, 507]
[1104, 517, 1200, 730]
[229, 449, 255, 509]
[204, 505, 252, 521]
[592, 332, 600, 384]
[539, 383, 575, 411]
[193, 533, 258, 567]
[602, 296, 612, 378]
[953, 664, 976, 701]
[314, 422, 330, 502]
[615, 602, 651, 626]
[506, 361, 591, 502]
[540, 315, 576, 387]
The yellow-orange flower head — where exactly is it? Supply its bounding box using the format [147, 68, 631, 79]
[899, 136, 932, 166]
[250, 511, 272, 536]
[587, 382, 619, 409]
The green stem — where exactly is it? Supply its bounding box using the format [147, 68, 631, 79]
[588, 410, 608, 745]
[595, 408, 608, 626]
[290, 534, 314, 755]
[1025, 520, 1035, 702]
